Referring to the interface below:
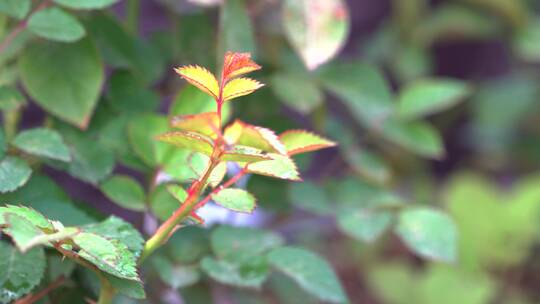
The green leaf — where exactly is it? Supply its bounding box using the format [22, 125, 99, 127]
[161, 150, 209, 183]
[0, 86, 26, 111]
[83, 216, 144, 257]
[319, 61, 393, 129]
[0, 156, 32, 193]
[66, 134, 115, 184]
[170, 85, 231, 122]
[152, 256, 200, 289]
[0, 0, 30, 19]
[2, 213, 42, 250]
[289, 182, 333, 215]
[86, 14, 163, 84]
[0, 243, 45, 303]
[211, 225, 284, 264]
[282, 0, 350, 70]
[107, 274, 146, 299]
[395, 208, 457, 262]
[267, 247, 348, 303]
[208, 162, 227, 188]
[73, 232, 140, 281]
[247, 154, 301, 181]
[514, 18, 540, 62]
[219, 0, 255, 56]
[1, 178, 94, 226]
[212, 189, 256, 213]
[446, 173, 540, 270]
[381, 120, 444, 159]
[12, 128, 71, 162]
[127, 113, 169, 166]
[27, 7, 85, 42]
[98, 114, 148, 171]
[27, 229, 82, 253]
[167, 184, 188, 203]
[48, 255, 76, 281]
[166, 226, 210, 264]
[0, 129, 5, 160]
[342, 146, 391, 184]
[157, 131, 214, 156]
[224, 121, 287, 154]
[326, 112, 390, 184]
[171, 112, 219, 138]
[18, 38, 104, 128]
[200, 256, 269, 289]
[279, 130, 336, 156]
[53, 0, 120, 9]
[150, 184, 179, 221]
[2, 214, 79, 252]
[398, 79, 470, 119]
[0, 205, 53, 231]
[221, 146, 273, 163]
[107, 70, 159, 114]
[100, 175, 146, 211]
[416, 4, 501, 46]
[337, 209, 393, 242]
[270, 72, 323, 113]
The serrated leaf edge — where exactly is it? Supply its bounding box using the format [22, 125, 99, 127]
[279, 130, 336, 156]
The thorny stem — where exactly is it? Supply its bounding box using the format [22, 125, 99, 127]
[139, 147, 222, 263]
[194, 168, 247, 210]
[140, 60, 234, 263]
[0, 0, 51, 54]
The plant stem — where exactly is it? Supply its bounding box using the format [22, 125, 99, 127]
[139, 153, 221, 263]
[193, 168, 247, 210]
[97, 275, 115, 304]
[0, 0, 51, 54]
[0, 20, 26, 54]
[0, 15, 7, 39]
[140, 58, 232, 263]
[14, 276, 65, 304]
[125, 0, 140, 34]
[3, 108, 20, 141]
[54, 245, 116, 304]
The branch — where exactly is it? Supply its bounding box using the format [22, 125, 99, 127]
[193, 167, 248, 210]
[14, 276, 65, 304]
[0, 0, 51, 54]
[139, 149, 221, 263]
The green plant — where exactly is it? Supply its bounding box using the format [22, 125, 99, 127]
[7, 0, 540, 303]
[0, 47, 344, 302]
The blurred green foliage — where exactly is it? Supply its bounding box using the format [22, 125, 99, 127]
[0, 0, 539, 303]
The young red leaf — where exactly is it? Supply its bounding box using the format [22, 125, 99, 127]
[174, 65, 220, 100]
[247, 153, 301, 181]
[222, 52, 261, 81]
[224, 120, 286, 154]
[222, 78, 264, 102]
[156, 130, 214, 156]
[170, 112, 220, 138]
[221, 145, 274, 163]
[279, 130, 336, 156]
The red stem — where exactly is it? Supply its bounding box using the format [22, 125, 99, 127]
[0, 0, 51, 54]
[15, 276, 65, 304]
[193, 168, 247, 210]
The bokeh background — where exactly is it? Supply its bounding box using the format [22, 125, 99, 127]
[3, 0, 540, 303]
